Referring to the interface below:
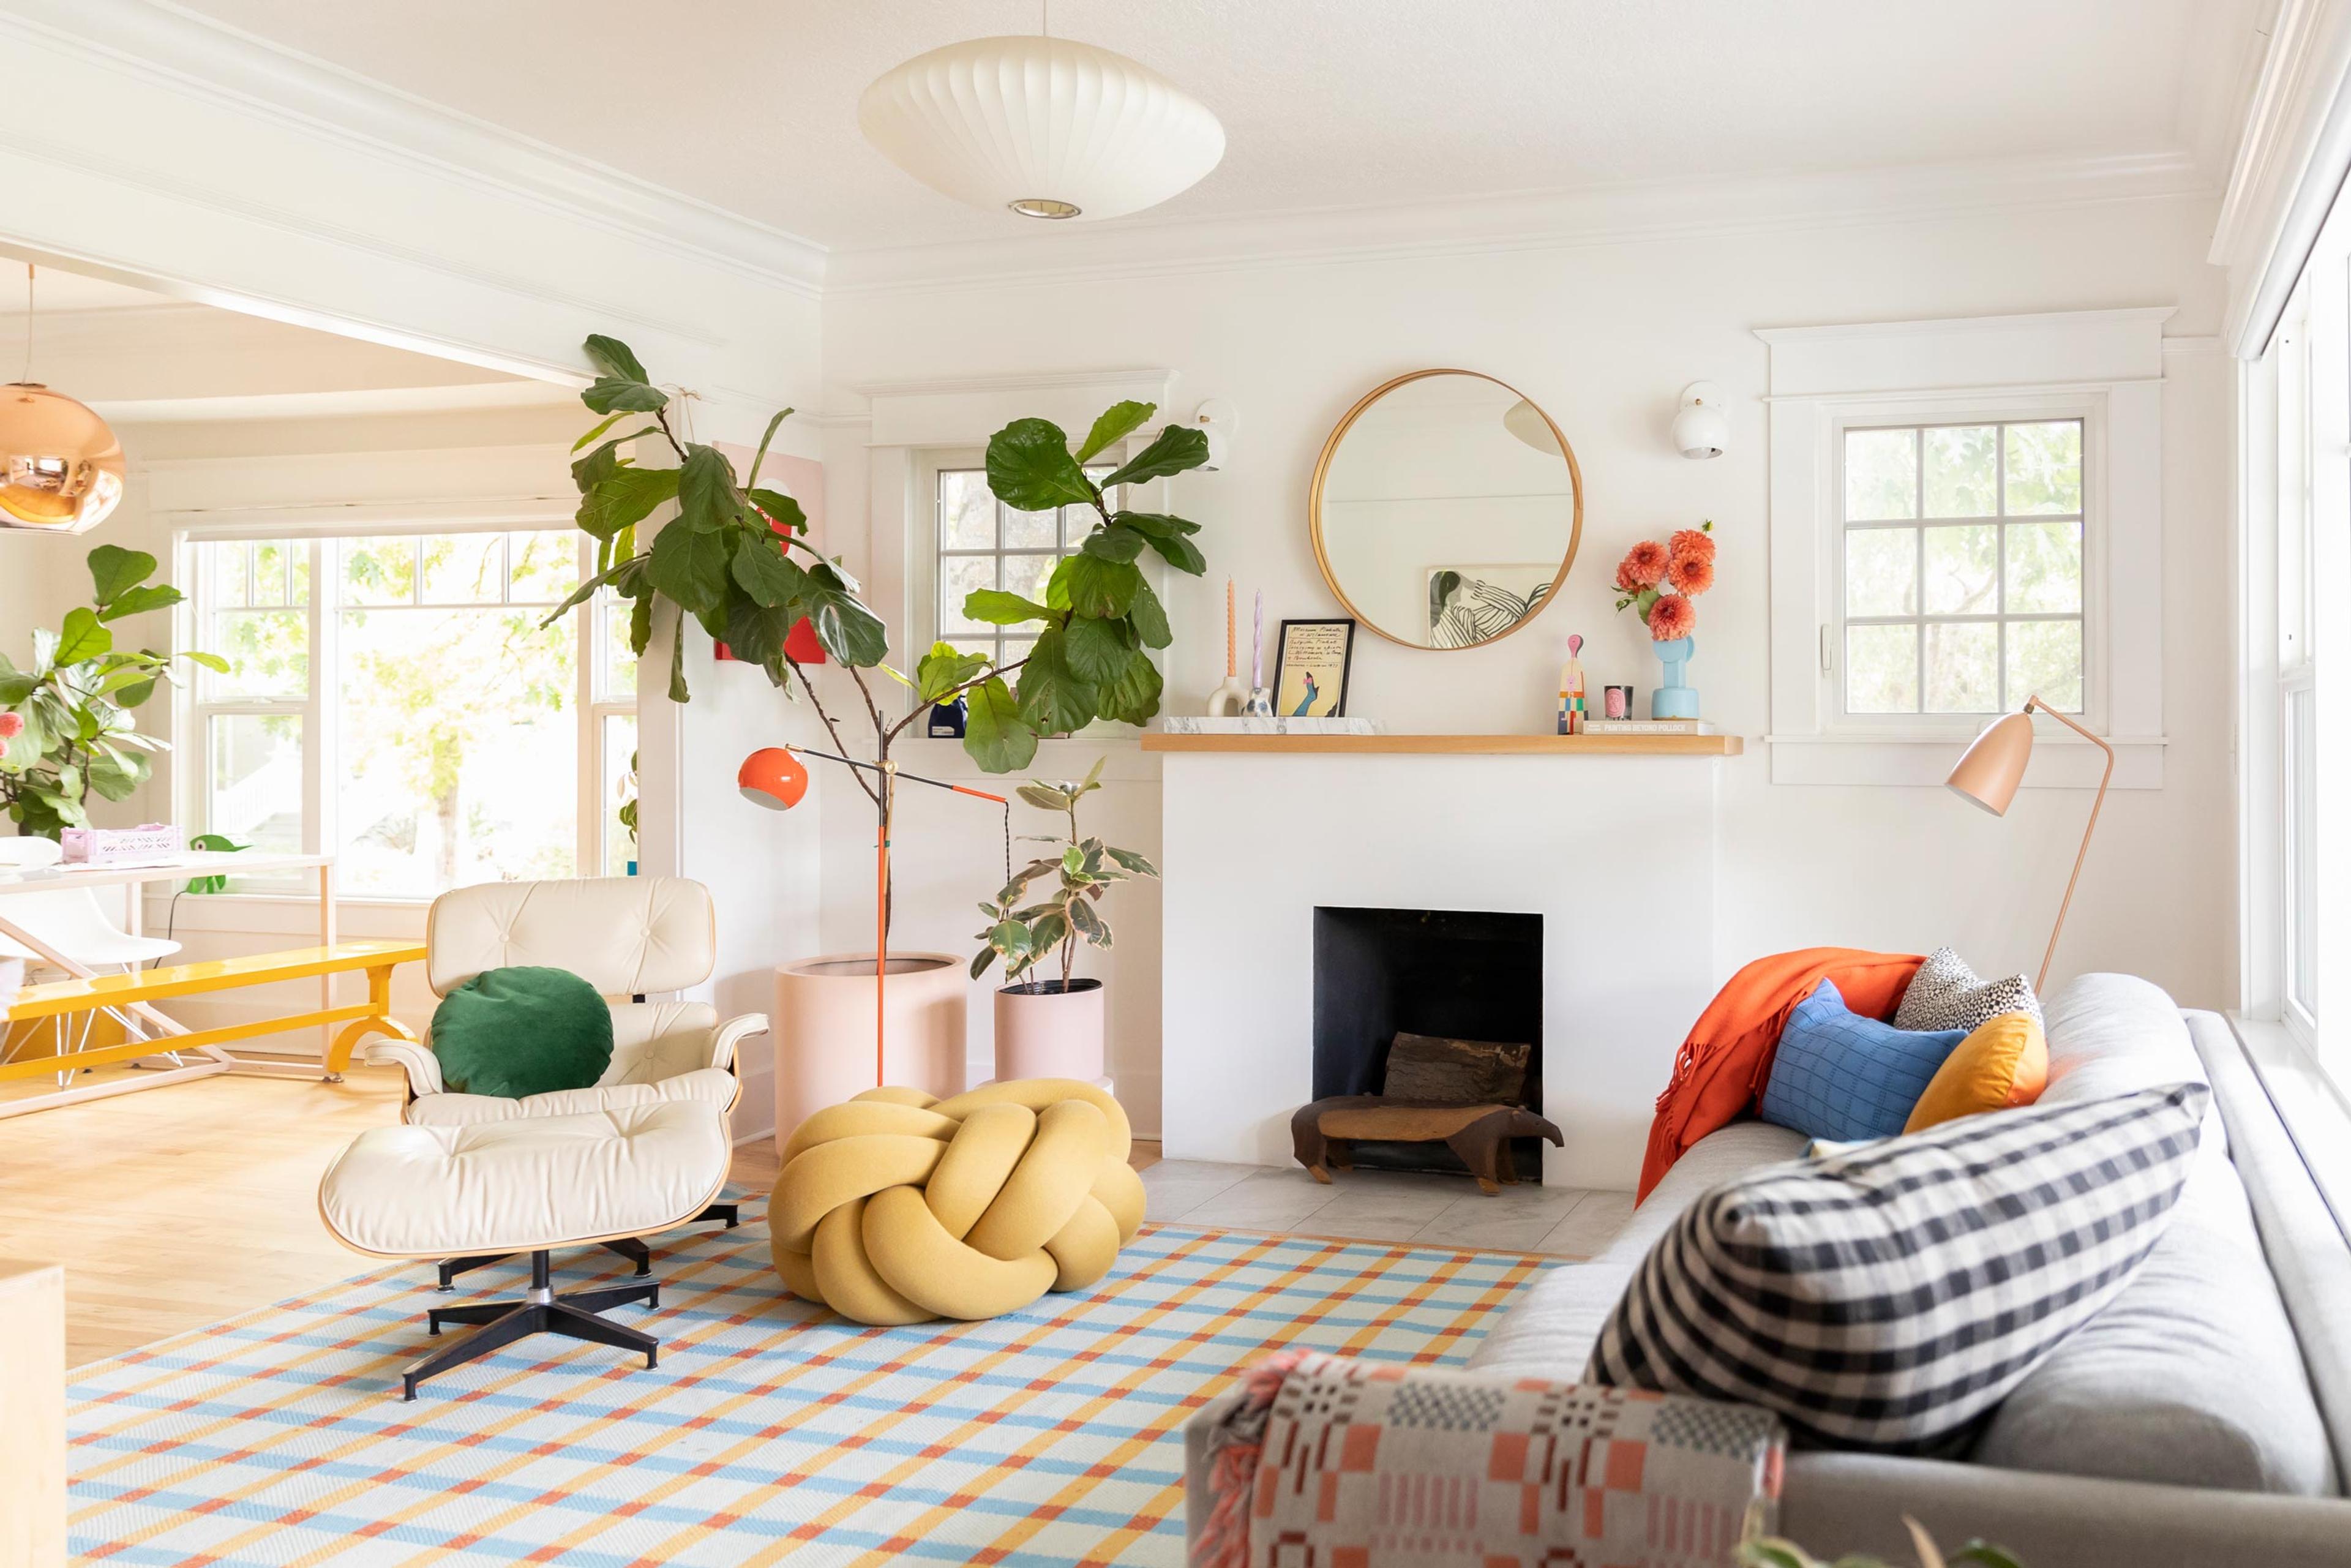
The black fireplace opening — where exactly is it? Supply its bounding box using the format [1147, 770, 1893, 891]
[1312, 906, 1544, 1179]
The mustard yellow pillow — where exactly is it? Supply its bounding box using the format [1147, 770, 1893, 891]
[1903, 1011, 2048, 1133]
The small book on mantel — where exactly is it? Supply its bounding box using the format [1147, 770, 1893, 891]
[1578, 718, 1720, 735]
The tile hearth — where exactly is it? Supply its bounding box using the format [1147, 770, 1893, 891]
[1139, 1160, 1635, 1258]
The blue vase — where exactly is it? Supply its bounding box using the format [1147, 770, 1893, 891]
[1651, 636, 1699, 719]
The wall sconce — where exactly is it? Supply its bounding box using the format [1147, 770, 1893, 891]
[1671, 381, 1728, 460]
[1191, 398, 1235, 471]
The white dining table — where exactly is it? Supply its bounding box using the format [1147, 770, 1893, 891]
[0, 851, 342, 1101]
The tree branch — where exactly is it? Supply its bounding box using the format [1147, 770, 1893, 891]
[782, 655, 881, 809]
[649, 404, 692, 463]
[879, 653, 1035, 746]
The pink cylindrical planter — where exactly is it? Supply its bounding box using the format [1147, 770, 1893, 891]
[993, 978, 1106, 1082]
[773, 953, 966, 1150]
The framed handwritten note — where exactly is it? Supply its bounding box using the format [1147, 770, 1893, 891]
[1273, 618, 1356, 718]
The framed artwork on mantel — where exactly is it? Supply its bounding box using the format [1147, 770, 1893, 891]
[1273, 618, 1356, 717]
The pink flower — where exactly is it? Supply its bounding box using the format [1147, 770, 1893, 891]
[1667, 553, 1714, 596]
[1618, 539, 1669, 588]
[0, 712, 21, 740]
[1647, 592, 1696, 641]
[1668, 528, 1715, 566]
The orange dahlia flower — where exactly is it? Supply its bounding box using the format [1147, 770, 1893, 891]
[1647, 592, 1696, 640]
[1667, 553, 1715, 595]
[1669, 527, 1716, 565]
[1618, 539, 1670, 588]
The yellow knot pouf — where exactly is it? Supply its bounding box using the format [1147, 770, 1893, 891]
[769, 1078, 1148, 1324]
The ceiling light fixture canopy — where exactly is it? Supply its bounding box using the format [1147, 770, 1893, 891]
[1, 264, 124, 535]
[858, 24, 1224, 223]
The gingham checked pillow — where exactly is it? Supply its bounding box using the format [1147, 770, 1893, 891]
[1585, 1082, 2208, 1454]
[1894, 947, 2044, 1033]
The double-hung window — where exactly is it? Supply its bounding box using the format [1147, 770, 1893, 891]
[1839, 419, 2088, 718]
[924, 457, 1119, 667]
[186, 528, 635, 898]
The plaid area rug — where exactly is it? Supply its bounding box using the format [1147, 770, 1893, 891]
[69, 1205, 1554, 1567]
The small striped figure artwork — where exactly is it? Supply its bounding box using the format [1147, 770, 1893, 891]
[1558, 634, 1588, 735]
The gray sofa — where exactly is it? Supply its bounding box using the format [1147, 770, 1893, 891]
[1185, 975, 2351, 1564]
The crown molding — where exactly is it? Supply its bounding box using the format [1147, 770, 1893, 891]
[825, 149, 2217, 298]
[0, 0, 827, 299]
[846, 366, 1178, 399]
[2210, 0, 2351, 356]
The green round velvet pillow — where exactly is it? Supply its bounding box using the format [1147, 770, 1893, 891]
[429, 966, 613, 1099]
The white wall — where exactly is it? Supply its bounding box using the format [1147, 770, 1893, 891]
[820, 189, 2238, 1159]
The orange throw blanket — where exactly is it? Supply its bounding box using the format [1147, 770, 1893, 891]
[1637, 947, 1924, 1202]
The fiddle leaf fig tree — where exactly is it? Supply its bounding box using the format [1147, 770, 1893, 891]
[546, 336, 1209, 789]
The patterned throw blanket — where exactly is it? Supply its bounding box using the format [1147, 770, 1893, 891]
[1194, 1351, 1783, 1568]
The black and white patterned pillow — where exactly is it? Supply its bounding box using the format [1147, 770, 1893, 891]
[1584, 1082, 2207, 1453]
[1894, 946, 2043, 1032]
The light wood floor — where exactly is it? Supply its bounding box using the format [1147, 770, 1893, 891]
[0, 1067, 1168, 1368]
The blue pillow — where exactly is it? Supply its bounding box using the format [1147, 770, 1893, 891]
[1758, 979, 1967, 1142]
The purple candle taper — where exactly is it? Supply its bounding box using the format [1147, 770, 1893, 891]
[1252, 589, 1263, 688]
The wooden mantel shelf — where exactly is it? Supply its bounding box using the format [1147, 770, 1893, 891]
[1139, 732, 1742, 756]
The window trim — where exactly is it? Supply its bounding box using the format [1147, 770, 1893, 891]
[1826, 402, 2105, 734]
[174, 516, 632, 902]
[1758, 308, 2168, 789]
[905, 444, 1152, 740]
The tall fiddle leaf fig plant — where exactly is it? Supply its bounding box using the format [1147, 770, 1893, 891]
[546, 335, 1208, 789]
[0, 546, 227, 837]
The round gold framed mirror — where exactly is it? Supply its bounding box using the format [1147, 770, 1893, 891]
[1309, 369, 1583, 650]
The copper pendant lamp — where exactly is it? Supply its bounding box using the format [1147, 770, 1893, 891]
[2, 264, 125, 534]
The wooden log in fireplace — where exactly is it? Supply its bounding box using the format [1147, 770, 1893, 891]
[1291, 1031, 1563, 1194]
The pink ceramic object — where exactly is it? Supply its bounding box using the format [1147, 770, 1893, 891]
[994, 978, 1106, 1082]
[773, 952, 966, 1147]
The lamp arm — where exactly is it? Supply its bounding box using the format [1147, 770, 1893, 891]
[2023, 696, 2114, 993]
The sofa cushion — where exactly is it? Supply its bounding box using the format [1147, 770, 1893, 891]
[1585, 1083, 2208, 1454]
[1757, 979, 1966, 1141]
[1467, 1122, 1804, 1381]
[1973, 1157, 2336, 1494]
[1895, 947, 2044, 1033]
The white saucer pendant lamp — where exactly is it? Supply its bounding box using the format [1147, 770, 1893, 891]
[1, 266, 124, 534]
[859, 35, 1224, 222]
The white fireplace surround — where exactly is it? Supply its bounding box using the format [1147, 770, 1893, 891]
[1160, 751, 1722, 1189]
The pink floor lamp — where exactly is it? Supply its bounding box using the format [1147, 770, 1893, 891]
[738, 743, 1007, 1087]
[1946, 694, 2115, 991]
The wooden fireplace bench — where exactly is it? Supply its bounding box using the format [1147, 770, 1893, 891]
[0, 940, 425, 1098]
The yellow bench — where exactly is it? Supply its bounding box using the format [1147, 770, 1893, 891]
[1, 940, 426, 1084]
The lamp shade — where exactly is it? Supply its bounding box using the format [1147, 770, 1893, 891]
[1, 383, 124, 533]
[1947, 710, 2035, 816]
[739, 747, 810, 811]
[858, 36, 1224, 222]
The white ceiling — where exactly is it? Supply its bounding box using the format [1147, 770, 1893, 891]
[168, 0, 2271, 253]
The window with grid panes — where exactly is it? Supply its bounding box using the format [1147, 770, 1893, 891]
[188, 529, 637, 898]
[932, 463, 1116, 667]
[1840, 419, 2086, 715]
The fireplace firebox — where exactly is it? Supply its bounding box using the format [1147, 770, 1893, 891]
[1310, 906, 1545, 1179]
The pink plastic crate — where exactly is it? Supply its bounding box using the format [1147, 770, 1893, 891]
[58, 824, 184, 865]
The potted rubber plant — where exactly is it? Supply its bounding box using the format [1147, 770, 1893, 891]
[972, 756, 1157, 1082]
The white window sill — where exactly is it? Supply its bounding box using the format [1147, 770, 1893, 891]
[2228, 1013, 2351, 1235]
[888, 731, 1160, 782]
[1764, 732, 2165, 787]
[135, 892, 429, 939]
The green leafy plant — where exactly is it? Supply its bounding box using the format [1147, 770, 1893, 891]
[1738, 1517, 2022, 1568]
[0, 546, 225, 838]
[184, 831, 249, 895]
[545, 336, 1209, 789]
[971, 757, 1158, 991]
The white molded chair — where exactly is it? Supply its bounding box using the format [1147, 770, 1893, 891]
[364, 876, 768, 1127]
[0, 838, 181, 1079]
[362, 875, 768, 1288]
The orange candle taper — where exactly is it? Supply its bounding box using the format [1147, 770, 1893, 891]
[1225, 577, 1236, 678]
